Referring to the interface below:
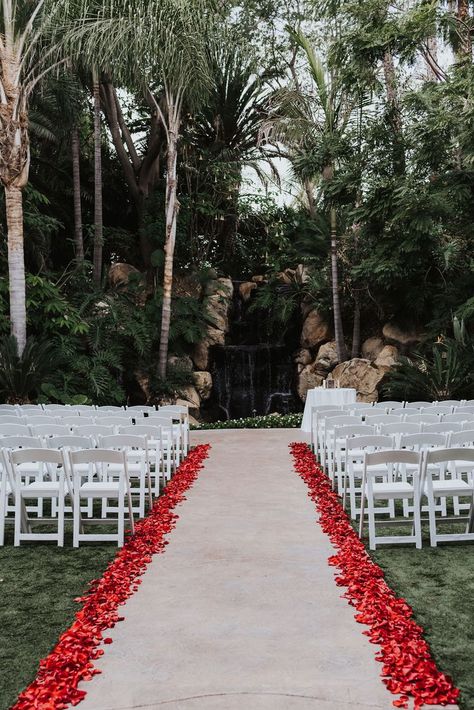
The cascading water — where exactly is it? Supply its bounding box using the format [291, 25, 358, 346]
[204, 281, 302, 420]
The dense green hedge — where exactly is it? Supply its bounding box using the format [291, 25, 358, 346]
[192, 413, 303, 429]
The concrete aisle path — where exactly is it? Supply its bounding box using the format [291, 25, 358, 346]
[78, 429, 395, 710]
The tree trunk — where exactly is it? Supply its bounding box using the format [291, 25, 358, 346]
[158, 115, 179, 380]
[71, 126, 84, 262]
[457, 0, 472, 58]
[5, 185, 26, 354]
[382, 50, 405, 174]
[351, 293, 361, 358]
[330, 206, 347, 363]
[93, 75, 103, 288]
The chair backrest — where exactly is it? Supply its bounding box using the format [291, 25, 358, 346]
[26, 416, 59, 426]
[312, 405, 344, 415]
[17, 404, 43, 411]
[405, 414, 439, 424]
[0, 423, 32, 436]
[0, 415, 24, 424]
[94, 416, 133, 427]
[438, 400, 462, 407]
[1, 435, 41, 449]
[71, 405, 97, 412]
[444, 413, 474, 423]
[373, 401, 404, 409]
[425, 447, 474, 465]
[126, 405, 156, 411]
[95, 406, 125, 412]
[10, 447, 63, 465]
[348, 402, 373, 410]
[398, 408, 418, 417]
[449, 430, 474, 447]
[159, 405, 188, 413]
[63, 416, 95, 427]
[47, 435, 93, 450]
[323, 415, 362, 430]
[95, 410, 131, 418]
[379, 422, 421, 436]
[100, 434, 148, 450]
[118, 425, 162, 442]
[423, 422, 463, 434]
[399, 432, 447, 450]
[73, 425, 114, 442]
[0, 404, 18, 410]
[421, 406, 453, 415]
[365, 449, 421, 467]
[364, 413, 403, 424]
[69, 448, 126, 465]
[30, 424, 71, 438]
[43, 404, 70, 411]
[346, 434, 393, 452]
[333, 424, 375, 440]
[406, 401, 433, 409]
[456, 405, 474, 414]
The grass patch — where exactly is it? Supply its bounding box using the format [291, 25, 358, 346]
[369, 543, 474, 709]
[0, 529, 116, 709]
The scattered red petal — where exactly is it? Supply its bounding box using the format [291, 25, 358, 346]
[289, 442, 460, 710]
[11, 444, 211, 710]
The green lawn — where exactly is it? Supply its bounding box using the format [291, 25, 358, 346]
[369, 541, 474, 710]
[0, 530, 115, 709]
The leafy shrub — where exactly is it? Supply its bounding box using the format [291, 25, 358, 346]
[193, 412, 303, 429]
[0, 336, 58, 403]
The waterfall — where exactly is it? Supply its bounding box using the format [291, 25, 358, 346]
[205, 281, 302, 420]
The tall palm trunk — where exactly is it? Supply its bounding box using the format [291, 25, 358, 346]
[92, 72, 103, 287]
[71, 126, 84, 262]
[158, 106, 180, 379]
[457, 0, 472, 57]
[330, 206, 347, 363]
[5, 185, 26, 354]
[351, 294, 361, 358]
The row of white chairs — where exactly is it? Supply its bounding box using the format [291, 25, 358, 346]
[358, 447, 474, 550]
[0, 405, 191, 547]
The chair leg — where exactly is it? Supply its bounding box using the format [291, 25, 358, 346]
[57, 488, 65, 548]
[426, 489, 438, 547]
[14, 491, 22, 547]
[73, 488, 81, 548]
[0, 486, 6, 546]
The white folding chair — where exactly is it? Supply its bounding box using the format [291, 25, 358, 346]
[94, 416, 134, 429]
[0, 415, 26, 425]
[43, 404, 71, 412]
[445, 431, 474, 516]
[322, 415, 362, 477]
[68, 448, 134, 547]
[100, 434, 152, 518]
[47, 435, 95, 517]
[348, 402, 374, 411]
[406, 401, 432, 409]
[8, 448, 66, 546]
[456, 405, 474, 414]
[344, 434, 394, 519]
[399, 432, 448, 516]
[0, 404, 18, 411]
[359, 450, 423, 550]
[438, 400, 462, 408]
[373, 401, 405, 411]
[159, 405, 190, 456]
[119, 425, 165, 490]
[422, 448, 474, 546]
[331, 424, 375, 493]
[310, 405, 344, 453]
[71, 405, 97, 412]
[95, 406, 125, 413]
[443, 413, 474, 425]
[363, 413, 403, 426]
[147, 414, 182, 470]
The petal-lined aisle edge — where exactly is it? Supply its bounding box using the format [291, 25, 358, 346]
[290, 442, 459, 710]
[12, 444, 210, 710]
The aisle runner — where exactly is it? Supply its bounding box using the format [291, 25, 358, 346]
[290, 442, 459, 710]
[12, 444, 210, 710]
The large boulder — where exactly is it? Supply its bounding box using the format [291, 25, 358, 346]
[328, 358, 386, 403]
[177, 385, 201, 416]
[206, 294, 230, 332]
[314, 341, 338, 374]
[301, 310, 331, 349]
[297, 365, 324, 401]
[382, 323, 423, 349]
[294, 348, 313, 366]
[204, 276, 233, 299]
[251, 275, 266, 284]
[108, 262, 141, 288]
[167, 354, 193, 372]
[374, 345, 399, 369]
[205, 326, 226, 346]
[361, 337, 385, 361]
[193, 371, 213, 401]
[239, 281, 257, 302]
[192, 341, 210, 371]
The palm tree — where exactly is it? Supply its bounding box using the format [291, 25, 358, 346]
[264, 28, 355, 363]
[68, 0, 214, 378]
[92, 66, 103, 286]
[0, 0, 72, 354]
